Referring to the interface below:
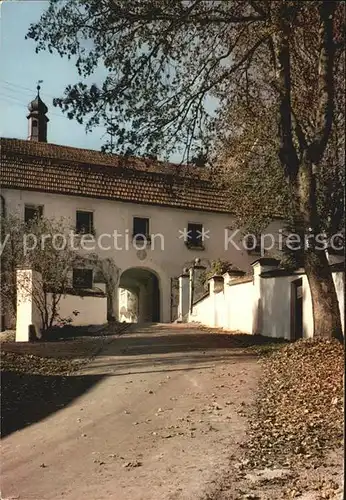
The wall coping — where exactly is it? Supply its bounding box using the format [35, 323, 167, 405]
[209, 274, 224, 281]
[192, 291, 210, 306]
[330, 262, 345, 272]
[260, 261, 344, 278]
[62, 287, 107, 297]
[227, 276, 253, 286]
[251, 257, 280, 267]
[260, 269, 304, 278]
[190, 265, 207, 271]
[178, 273, 189, 278]
[223, 270, 246, 277]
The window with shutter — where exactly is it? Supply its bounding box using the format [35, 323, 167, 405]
[73, 269, 93, 289]
[24, 205, 43, 223]
[187, 222, 204, 248]
[76, 211, 94, 234]
[133, 217, 150, 241]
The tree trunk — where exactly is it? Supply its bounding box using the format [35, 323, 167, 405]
[297, 157, 343, 342]
[271, 2, 343, 342]
[304, 249, 343, 341]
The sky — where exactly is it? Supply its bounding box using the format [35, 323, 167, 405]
[0, 0, 112, 152]
[0, 1, 218, 161]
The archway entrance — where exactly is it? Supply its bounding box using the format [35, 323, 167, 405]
[118, 268, 160, 323]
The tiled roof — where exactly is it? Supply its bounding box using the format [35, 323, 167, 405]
[0, 138, 231, 214]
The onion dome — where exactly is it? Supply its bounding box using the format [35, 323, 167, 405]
[28, 85, 48, 114]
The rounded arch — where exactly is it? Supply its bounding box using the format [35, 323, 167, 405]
[120, 265, 161, 281]
[118, 267, 161, 323]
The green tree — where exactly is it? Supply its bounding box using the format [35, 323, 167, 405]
[0, 215, 118, 333]
[27, 1, 345, 339]
[1, 215, 81, 331]
[199, 259, 233, 290]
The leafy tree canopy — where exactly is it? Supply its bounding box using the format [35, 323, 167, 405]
[24, 0, 302, 158]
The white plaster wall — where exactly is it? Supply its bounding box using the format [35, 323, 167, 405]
[190, 281, 254, 334]
[118, 288, 139, 322]
[3, 188, 285, 323]
[189, 271, 344, 339]
[225, 281, 254, 334]
[214, 290, 225, 328]
[178, 276, 189, 321]
[333, 271, 345, 333]
[191, 275, 294, 338]
[16, 269, 43, 341]
[260, 273, 317, 340]
[260, 276, 292, 340]
[48, 293, 107, 326]
[189, 294, 214, 327]
[302, 275, 314, 338]
[247, 271, 344, 340]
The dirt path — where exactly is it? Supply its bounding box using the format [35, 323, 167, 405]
[1, 323, 260, 500]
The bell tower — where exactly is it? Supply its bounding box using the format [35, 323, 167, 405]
[27, 82, 49, 142]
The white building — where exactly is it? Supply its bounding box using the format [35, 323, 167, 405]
[1, 87, 283, 329]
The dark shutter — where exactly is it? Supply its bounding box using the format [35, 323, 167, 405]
[24, 205, 43, 223]
[76, 211, 94, 234]
[73, 269, 93, 289]
[187, 223, 203, 247]
[133, 217, 149, 238]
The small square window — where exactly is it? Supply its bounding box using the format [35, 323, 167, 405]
[187, 223, 204, 248]
[73, 269, 93, 289]
[76, 211, 94, 234]
[133, 217, 150, 241]
[244, 234, 262, 255]
[24, 205, 43, 224]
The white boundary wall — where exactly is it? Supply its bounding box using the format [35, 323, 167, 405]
[225, 280, 254, 334]
[188, 265, 344, 340]
[16, 269, 107, 341]
[47, 293, 107, 327]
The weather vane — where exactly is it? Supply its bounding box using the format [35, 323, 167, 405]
[37, 79, 43, 95]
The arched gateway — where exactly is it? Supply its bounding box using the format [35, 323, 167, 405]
[118, 267, 160, 323]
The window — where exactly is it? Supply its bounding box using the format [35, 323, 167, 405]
[76, 210, 94, 234]
[73, 269, 93, 289]
[187, 222, 204, 248]
[133, 217, 150, 241]
[244, 234, 261, 254]
[24, 205, 43, 224]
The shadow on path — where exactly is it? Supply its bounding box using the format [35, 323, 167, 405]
[96, 328, 285, 357]
[1, 371, 104, 438]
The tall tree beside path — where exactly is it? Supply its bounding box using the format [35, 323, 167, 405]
[27, 0, 345, 340]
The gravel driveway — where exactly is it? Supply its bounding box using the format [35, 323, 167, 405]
[1, 323, 261, 500]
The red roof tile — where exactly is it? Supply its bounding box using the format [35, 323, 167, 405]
[0, 138, 231, 213]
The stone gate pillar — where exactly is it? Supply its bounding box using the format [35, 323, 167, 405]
[189, 263, 206, 312]
[209, 274, 224, 327]
[16, 269, 43, 342]
[251, 258, 280, 334]
[178, 272, 189, 322]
